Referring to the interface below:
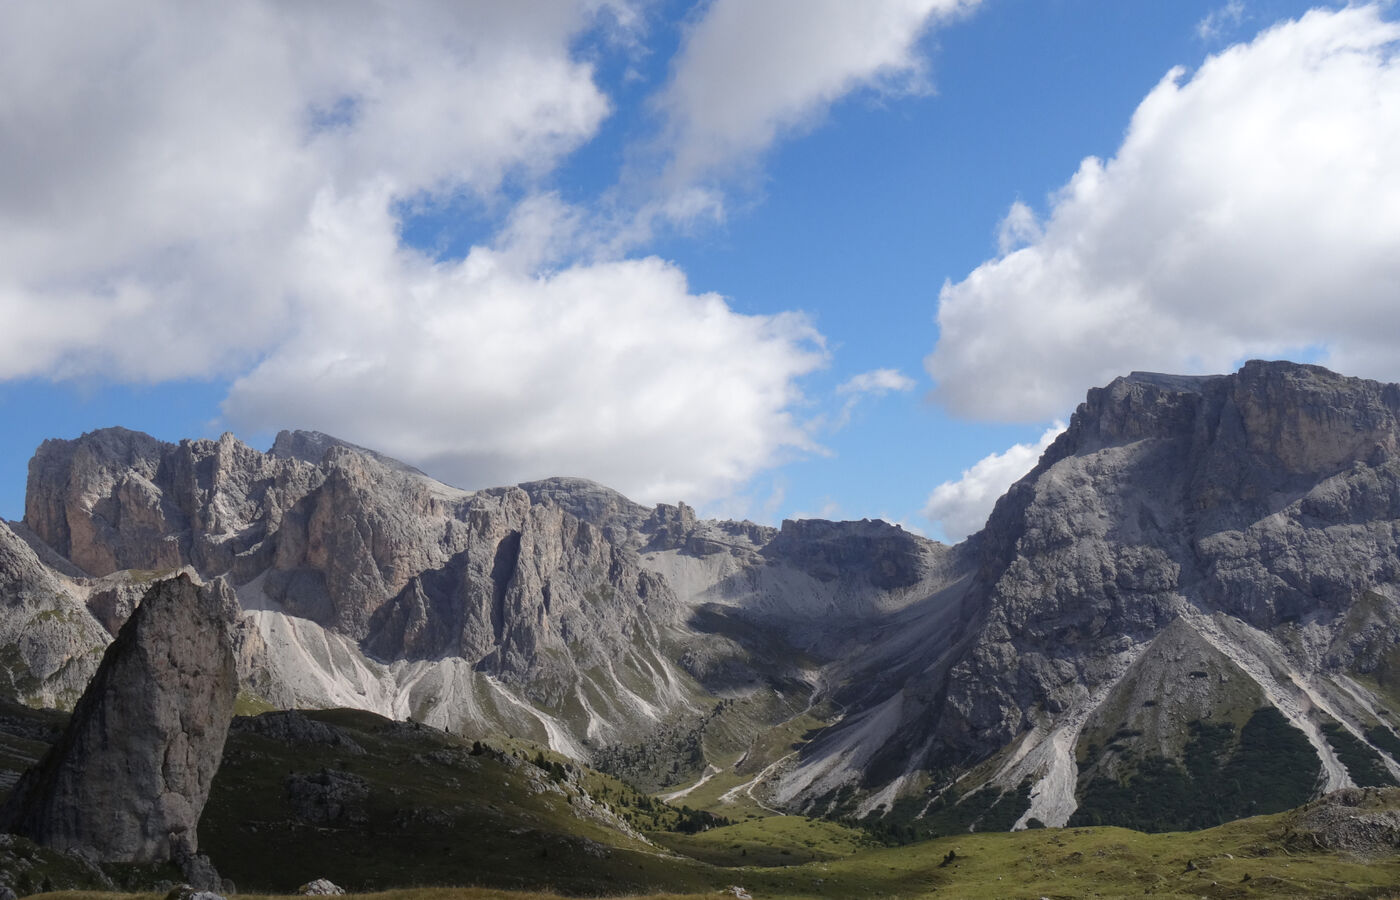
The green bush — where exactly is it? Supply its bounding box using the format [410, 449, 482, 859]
[1070, 707, 1319, 831]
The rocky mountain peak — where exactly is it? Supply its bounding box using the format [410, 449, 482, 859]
[22, 428, 325, 579]
[13, 362, 1400, 838]
[271, 429, 431, 478]
[837, 359, 1400, 829]
[1059, 360, 1400, 475]
[518, 477, 652, 537]
[763, 518, 938, 590]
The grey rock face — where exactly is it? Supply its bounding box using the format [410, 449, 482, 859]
[12, 428, 708, 749]
[24, 429, 324, 580]
[83, 575, 147, 636]
[763, 518, 932, 590]
[364, 487, 680, 701]
[270, 429, 426, 477]
[265, 445, 473, 638]
[0, 522, 107, 708]
[519, 477, 652, 540]
[831, 361, 1400, 807]
[23, 362, 1400, 830]
[0, 575, 238, 862]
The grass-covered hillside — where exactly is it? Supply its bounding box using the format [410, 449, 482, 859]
[200, 707, 732, 895]
[4, 699, 1400, 899]
[22, 790, 1400, 899]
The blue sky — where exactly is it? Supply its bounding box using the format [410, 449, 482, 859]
[2, 1, 1397, 542]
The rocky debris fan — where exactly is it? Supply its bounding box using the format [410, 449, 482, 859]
[1288, 788, 1400, 857]
[0, 574, 238, 865]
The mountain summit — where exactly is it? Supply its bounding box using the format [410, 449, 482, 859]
[783, 360, 1400, 830]
[3, 361, 1400, 834]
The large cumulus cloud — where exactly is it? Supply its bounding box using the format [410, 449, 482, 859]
[0, 0, 835, 503]
[927, 5, 1400, 422]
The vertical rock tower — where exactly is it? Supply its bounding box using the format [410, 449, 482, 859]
[0, 574, 238, 862]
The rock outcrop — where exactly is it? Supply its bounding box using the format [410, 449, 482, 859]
[24, 429, 324, 581]
[778, 361, 1400, 829]
[950, 362, 1400, 751]
[1290, 788, 1400, 857]
[364, 487, 680, 696]
[0, 575, 237, 862]
[0, 522, 107, 708]
[15, 430, 712, 753]
[11, 361, 1400, 835]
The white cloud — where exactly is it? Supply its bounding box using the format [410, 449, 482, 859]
[830, 367, 917, 429]
[995, 200, 1042, 256]
[651, 0, 979, 204]
[837, 368, 917, 396]
[0, 0, 835, 505]
[927, 5, 1400, 422]
[924, 423, 1063, 541]
[1198, 1, 1246, 41]
[0, 0, 613, 381]
[222, 188, 826, 503]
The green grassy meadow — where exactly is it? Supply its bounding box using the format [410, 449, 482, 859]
[25, 800, 1400, 900]
[6, 702, 1400, 899]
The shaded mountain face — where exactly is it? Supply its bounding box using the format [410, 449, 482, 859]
[6, 360, 1400, 835]
[777, 361, 1400, 831]
[0, 521, 108, 708]
[16, 430, 711, 755]
[14, 425, 949, 762]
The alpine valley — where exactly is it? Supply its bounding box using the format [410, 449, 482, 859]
[5, 360, 1400, 897]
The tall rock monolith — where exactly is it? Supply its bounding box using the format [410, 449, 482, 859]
[0, 574, 238, 863]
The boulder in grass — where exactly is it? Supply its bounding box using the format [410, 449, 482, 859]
[298, 877, 346, 895]
[0, 575, 238, 864]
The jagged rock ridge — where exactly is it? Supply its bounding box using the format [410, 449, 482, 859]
[17, 430, 757, 755]
[7, 360, 1400, 836]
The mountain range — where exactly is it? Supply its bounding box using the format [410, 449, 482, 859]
[3, 359, 1400, 837]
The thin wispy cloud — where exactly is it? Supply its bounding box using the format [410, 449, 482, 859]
[830, 368, 917, 429]
[643, 0, 980, 225]
[1198, 1, 1247, 41]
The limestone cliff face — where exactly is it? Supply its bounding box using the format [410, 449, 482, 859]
[265, 444, 474, 638]
[17, 362, 1400, 834]
[944, 362, 1400, 753]
[363, 486, 680, 704]
[0, 522, 107, 709]
[762, 518, 932, 591]
[785, 361, 1400, 829]
[0, 575, 237, 862]
[24, 428, 323, 580]
[16, 430, 695, 752]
